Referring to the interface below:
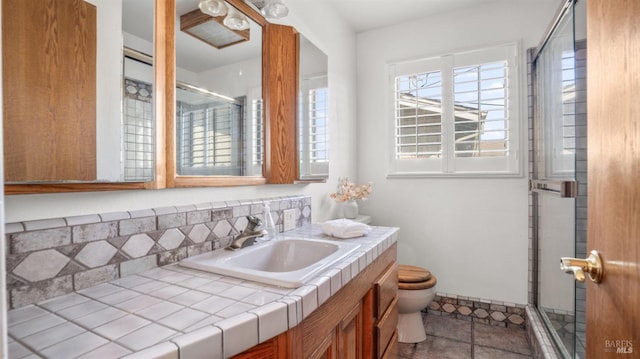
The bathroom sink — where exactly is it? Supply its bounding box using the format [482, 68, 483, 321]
[179, 238, 361, 288]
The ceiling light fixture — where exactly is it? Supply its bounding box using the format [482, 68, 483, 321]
[183, 2, 250, 49]
[223, 5, 250, 31]
[198, 0, 228, 17]
[245, 0, 289, 19]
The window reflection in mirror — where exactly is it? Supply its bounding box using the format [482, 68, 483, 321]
[174, 0, 263, 177]
[298, 35, 329, 180]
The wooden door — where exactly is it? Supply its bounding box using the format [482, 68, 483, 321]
[587, 0, 640, 357]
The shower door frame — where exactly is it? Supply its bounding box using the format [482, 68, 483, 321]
[529, 0, 585, 357]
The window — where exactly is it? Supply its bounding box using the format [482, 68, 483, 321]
[389, 43, 520, 176]
[537, 38, 577, 178]
[299, 75, 329, 179]
[251, 97, 264, 168]
[247, 86, 264, 176]
[176, 86, 244, 176]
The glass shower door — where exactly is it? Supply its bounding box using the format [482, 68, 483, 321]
[532, 0, 587, 357]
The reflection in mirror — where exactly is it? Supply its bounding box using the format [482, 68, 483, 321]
[298, 35, 329, 180]
[122, 49, 155, 181]
[121, 0, 156, 182]
[175, 0, 263, 178]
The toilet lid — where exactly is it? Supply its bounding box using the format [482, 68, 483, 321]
[398, 265, 432, 283]
[398, 276, 437, 290]
[398, 265, 437, 290]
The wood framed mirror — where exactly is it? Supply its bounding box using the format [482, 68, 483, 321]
[167, 0, 300, 187]
[168, 0, 268, 187]
[2, 0, 169, 194]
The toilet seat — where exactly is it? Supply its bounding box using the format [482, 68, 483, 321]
[398, 265, 437, 290]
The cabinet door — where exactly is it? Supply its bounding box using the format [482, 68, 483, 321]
[231, 333, 288, 359]
[338, 302, 363, 359]
[374, 263, 398, 358]
[309, 329, 337, 359]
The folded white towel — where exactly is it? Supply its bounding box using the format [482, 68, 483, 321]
[322, 219, 371, 239]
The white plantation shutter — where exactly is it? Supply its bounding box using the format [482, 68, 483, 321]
[389, 43, 520, 176]
[453, 61, 508, 157]
[239, 86, 264, 177]
[308, 87, 328, 163]
[176, 86, 244, 176]
[395, 70, 443, 159]
[389, 56, 446, 173]
[299, 76, 329, 179]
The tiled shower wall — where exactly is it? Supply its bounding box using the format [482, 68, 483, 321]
[573, 40, 588, 359]
[4, 195, 312, 309]
[427, 294, 527, 329]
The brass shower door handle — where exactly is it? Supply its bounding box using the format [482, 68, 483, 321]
[560, 250, 603, 283]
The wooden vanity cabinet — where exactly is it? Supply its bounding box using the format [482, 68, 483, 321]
[233, 244, 398, 359]
[374, 263, 398, 358]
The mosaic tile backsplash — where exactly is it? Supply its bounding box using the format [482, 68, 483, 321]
[5, 196, 312, 309]
[428, 293, 526, 329]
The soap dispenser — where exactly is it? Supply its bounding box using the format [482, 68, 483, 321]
[262, 201, 278, 241]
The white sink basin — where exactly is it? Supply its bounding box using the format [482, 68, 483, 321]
[179, 238, 360, 288]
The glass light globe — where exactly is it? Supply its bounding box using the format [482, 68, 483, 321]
[261, 0, 289, 19]
[199, 0, 228, 17]
[223, 7, 250, 30]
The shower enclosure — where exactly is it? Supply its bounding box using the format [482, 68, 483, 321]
[530, 0, 586, 358]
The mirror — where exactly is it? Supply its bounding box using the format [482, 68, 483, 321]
[121, 0, 157, 182]
[2, 0, 156, 185]
[298, 34, 329, 180]
[173, 0, 263, 179]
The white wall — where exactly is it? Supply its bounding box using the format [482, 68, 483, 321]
[356, 0, 559, 304]
[87, 0, 124, 181]
[4, 0, 358, 224]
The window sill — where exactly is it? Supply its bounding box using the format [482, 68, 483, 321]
[386, 171, 524, 179]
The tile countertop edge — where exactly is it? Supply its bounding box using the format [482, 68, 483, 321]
[8, 225, 399, 359]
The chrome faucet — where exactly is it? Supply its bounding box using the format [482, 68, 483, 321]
[226, 215, 267, 251]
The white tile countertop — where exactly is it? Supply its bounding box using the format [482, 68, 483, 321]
[7, 225, 398, 359]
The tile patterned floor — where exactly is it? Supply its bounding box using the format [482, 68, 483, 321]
[398, 312, 533, 359]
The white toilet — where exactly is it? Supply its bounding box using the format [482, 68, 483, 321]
[397, 265, 437, 343]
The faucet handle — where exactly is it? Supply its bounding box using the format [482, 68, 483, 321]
[245, 215, 262, 231]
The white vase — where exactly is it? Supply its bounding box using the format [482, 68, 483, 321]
[342, 200, 359, 219]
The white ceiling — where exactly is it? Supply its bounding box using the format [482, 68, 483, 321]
[123, 0, 263, 73]
[325, 0, 501, 33]
[122, 0, 545, 73]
